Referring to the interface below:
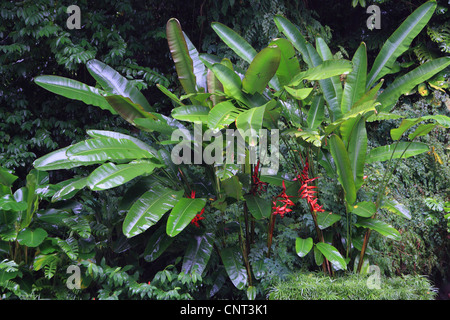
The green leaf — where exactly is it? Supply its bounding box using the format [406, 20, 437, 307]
[210, 63, 252, 107]
[341, 43, 367, 113]
[315, 242, 347, 270]
[34, 75, 116, 114]
[289, 60, 353, 86]
[244, 194, 272, 219]
[33, 146, 101, 171]
[0, 167, 18, 188]
[183, 31, 207, 92]
[381, 199, 411, 220]
[408, 123, 436, 140]
[86, 59, 152, 112]
[17, 228, 48, 247]
[284, 87, 313, 100]
[295, 237, 313, 257]
[355, 218, 401, 240]
[104, 94, 156, 125]
[346, 116, 368, 191]
[182, 233, 214, 275]
[365, 142, 429, 163]
[242, 45, 281, 94]
[328, 135, 356, 205]
[220, 247, 248, 290]
[235, 104, 266, 146]
[143, 225, 174, 262]
[211, 22, 257, 64]
[351, 201, 376, 218]
[366, 1, 437, 88]
[273, 15, 312, 67]
[0, 194, 27, 212]
[166, 198, 206, 237]
[207, 100, 240, 130]
[316, 212, 341, 230]
[171, 105, 210, 123]
[52, 177, 88, 202]
[87, 161, 163, 191]
[67, 138, 154, 163]
[307, 95, 325, 129]
[269, 38, 301, 87]
[123, 185, 184, 238]
[378, 57, 450, 112]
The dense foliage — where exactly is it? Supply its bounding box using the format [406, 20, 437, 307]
[0, 0, 449, 301]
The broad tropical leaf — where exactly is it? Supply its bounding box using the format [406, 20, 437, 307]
[316, 212, 341, 230]
[365, 142, 429, 163]
[315, 242, 347, 270]
[207, 100, 240, 130]
[295, 237, 313, 257]
[355, 218, 401, 240]
[352, 201, 377, 218]
[346, 116, 368, 191]
[235, 104, 266, 146]
[171, 105, 210, 123]
[341, 43, 367, 113]
[182, 233, 214, 275]
[104, 94, 156, 125]
[220, 247, 248, 290]
[33, 146, 102, 171]
[34, 75, 116, 114]
[307, 95, 325, 129]
[244, 194, 272, 219]
[269, 38, 301, 87]
[166, 197, 206, 237]
[86, 59, 153, 112]
[123, 185, 184, 238]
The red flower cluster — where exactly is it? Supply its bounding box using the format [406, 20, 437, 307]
[272, 181, 295, 218]
[189, 190, 205, 227]
[296, 161, 325, 213]
[251, 160, 268, 195]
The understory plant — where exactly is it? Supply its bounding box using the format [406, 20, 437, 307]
[28, 0, 449, 298]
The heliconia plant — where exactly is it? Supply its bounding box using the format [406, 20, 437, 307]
[30, 0, 449, 297]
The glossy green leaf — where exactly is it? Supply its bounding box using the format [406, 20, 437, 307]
[104, 94, 156, 125]
[381, 199, 411, 220]
[365, 142, 429, 163]
[244, 194, 272, 219]
[34, 75, 116, 114]
[86, 59, 152, 112]
[352, 201, 377, 218]
[329, 135, 356, 205]
[123, 185, 184, 238]
[235, 104, 266, 146]
[17, 228, 48, 247]
[52, 177, 88, 202]
[67, 138, 154, 163]
[307, 95, 325, 129]
[182, 233, 214, 275]
[274, 15, 312, 67]
[210, 63, 251, 106]
[143, 226, 174, 262]
[269, 38, 301, 87]
[284, 87, 313, 100]
[378, 57, 450, 112]
[0, 194, 27, 212]
[289, 60, 352, 86]
[315, 242, 347, 270]
[341, 43, 367, 113]
[87, 130, 158, 156]
[183, 31, 207, 92]
[211, 22, 257, 64]
[171, 105, 210, 123]
[87, 161, 163, 191]
[295, 237, 313, 257]
[242, 45, 281, 94]
[355, 218, 401, 240]
[220, 247, 248, 290]
[166, 197, 206, 237]
[408, 123, 437, 140]
[346, 116, 368, 191]
[316, 212, 341, 230]
[366, 1, 437, 88]
[33, 146, 101, 171]
[0, 167, 18, 188]
[207, 100, 240, 130]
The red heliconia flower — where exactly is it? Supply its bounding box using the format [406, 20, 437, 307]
[188, 190, 206, 227]
[272, 181, 295, 218]
[251, 160, 268, 195]
[297, 161, 325, 213]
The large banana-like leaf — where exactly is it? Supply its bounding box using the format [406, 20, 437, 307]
[269, 38, 301, 87]
[219, 246, 248, 290]
[355, 218, 401, 241]
[66, 138, 154, 163]
[365, 142, 429, 163]
[51, 177, 88, 202]
[211, 22, 257, 64]
[34, 75, 116, 114]
[86, 59, 153, 112]
[346, 116, 367, 191]
[242, 45, 281, 95]
[235, 104, 266, 146]
[288, 60, 353, 86]
[328, 134, 356, 205]
[315, 242, 347, 270]
[390, 115, 450, 140]
[207, 69, 224, 106]
[166, 197, 207, 237]
[87, 161, 163, 191]
[341, 43, 367, 113]
[166, 18, 197, 98]
[171, 105, 210, 123]
[273, 15, 312, 67]
[316, 38, 344, 113]
[182, 233, 214, 275]
[123, 185, 184, 238]
[104, 94, 157, 125]
[207, 100, 241, 130]
[377, 57, 450, 112]
[307, 94, 325, 130]
[33, 146, 102, 171]
[183, 31, 207, 92]
[366, 1, 437, 88]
